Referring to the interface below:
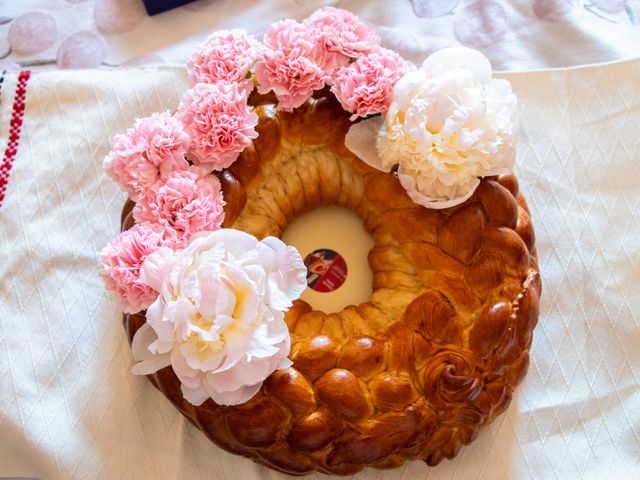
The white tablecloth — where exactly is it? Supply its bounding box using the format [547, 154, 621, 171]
[0, 60, 639, 479]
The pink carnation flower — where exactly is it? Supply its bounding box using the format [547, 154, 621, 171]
[98, 223, 182, 314]
[103, 111, 189, 200]
[262, 18, 317, 55]
[187, 29, 259, 93]
[305, 7, 381, 68]
[255, 49, 326, 112]
[331, 49, 415, 119]
[177, 82, 258, 170]
[254, 19, 327, 112]
[133, 168, 226, 241]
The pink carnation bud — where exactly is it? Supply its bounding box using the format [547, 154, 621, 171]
[103, 111, 190, 200]
[133, 168, 226, 242]
[331, 48, 415, 119]
[98, 223, 182, 314]
[177, 82, 258, 170]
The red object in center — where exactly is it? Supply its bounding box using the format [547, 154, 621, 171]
[304, 248, 347, 293]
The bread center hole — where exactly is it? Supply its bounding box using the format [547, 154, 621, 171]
[281, 206, 374, 314]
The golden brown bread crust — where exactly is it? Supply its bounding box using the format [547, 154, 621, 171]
[121, 90, 541, 475]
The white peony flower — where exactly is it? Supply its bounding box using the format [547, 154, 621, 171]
[130, 229, 307, 406]
[346, 47, 518, 209]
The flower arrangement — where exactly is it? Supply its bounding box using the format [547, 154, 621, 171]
[99, 7, 519, 407]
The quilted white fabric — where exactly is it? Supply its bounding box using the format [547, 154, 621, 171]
[0, 62, 639, 479]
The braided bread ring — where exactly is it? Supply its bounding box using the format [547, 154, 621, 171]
[122, 91, 540, 475]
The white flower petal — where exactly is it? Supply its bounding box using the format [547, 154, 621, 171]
[260, 235, 286, 252]
[207, 382, 263, 406]
[398, 171, 480, 210]
[277, 357, 293, 370]
[206, 359, 261, 393]
[261, 238, 306, 302]
[213, 334, 248, 374]
[266, 277, 293, 311]
[171, 348, 203, 388]
[198, 276, 230, 318]
[181, 383, 211, 406]
[145, 301, 175, 354]
[422, 47, 492, 84]
[392, 70, 427, 104]
[162, 298, 196, 341]
[131, 355, 171, 376]
[345, 117, 389, 172]
[179, 336, 224, 372]
[131, 323, 172, 375]
[140, 247, 177, 293]
[188, 228, 258, 259]
[262, 318, 290, 347]
[247, 327, 282, 360]
[223, 264, 261, 326]
[483, 165, 513, 178]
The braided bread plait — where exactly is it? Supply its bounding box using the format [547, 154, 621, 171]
[122, 91, 541, 475]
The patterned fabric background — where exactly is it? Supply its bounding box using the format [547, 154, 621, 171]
[1, 0, 640, 71]
[0, 1, 639, 479]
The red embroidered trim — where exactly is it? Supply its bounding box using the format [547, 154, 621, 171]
[0, 70, 31, 208]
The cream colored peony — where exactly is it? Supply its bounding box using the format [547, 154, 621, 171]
[346, 47, 518, 209]
[130, 229, 307, 406]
